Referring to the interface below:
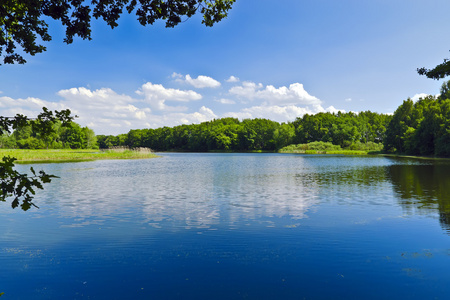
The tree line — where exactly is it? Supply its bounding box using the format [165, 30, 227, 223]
[97, 111, 392, 152]
[1, 120, 97, 150]
[384, 81, 450, 156]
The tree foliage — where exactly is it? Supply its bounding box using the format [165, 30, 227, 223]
[0, 156, 57, 210]
[98, 112, 391, 152]
[5, 120, 97, 149]
[384, 81, 450, 157]
[0, 0, 236, 64]
[0, 108, 75, 210]
[417, 51, 450, 80]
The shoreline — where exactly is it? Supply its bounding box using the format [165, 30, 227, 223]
[0, 149, 158, 163]
[2, 149, 448, 163]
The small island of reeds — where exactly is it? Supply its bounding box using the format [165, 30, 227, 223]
[278, 141, 383, 155]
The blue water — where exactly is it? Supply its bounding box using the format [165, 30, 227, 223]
[1, 153, 450, 299]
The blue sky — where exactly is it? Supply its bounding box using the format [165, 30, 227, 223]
[1, 0, 450, 135]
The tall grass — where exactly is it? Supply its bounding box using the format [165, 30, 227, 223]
[0, 148, 156, 163]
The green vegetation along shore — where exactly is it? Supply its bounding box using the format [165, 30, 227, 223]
[0, 148, 157, 163]
[278, 141, 382, 155]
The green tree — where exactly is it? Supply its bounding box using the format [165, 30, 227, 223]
[439, 80, 450, 100]
[384, 99, 415, 153]
[82, 127, 98, 149]
[383, 90, 450, 157]
[1, 0, 236, 64]
[0, 108, 74, 210]
[60, 122, 86, 149]
[418, 51, 450, 80]
[273, 123, 295, 149]
[126, 129, 144, 148]
[0, 133, 16, 148]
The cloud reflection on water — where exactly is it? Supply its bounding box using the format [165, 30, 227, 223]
[35, 154, 320, 230]
[7, 154, 450, 234]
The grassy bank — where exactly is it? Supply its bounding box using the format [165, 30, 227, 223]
[0, 148, 157, 163]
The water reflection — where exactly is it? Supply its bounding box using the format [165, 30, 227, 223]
[12, 154, 450, 234]
[31, 154, 320, 230]
[294, 162, 393, 207]
[386, 158, 450, 232]
[5, 154, 450, 300]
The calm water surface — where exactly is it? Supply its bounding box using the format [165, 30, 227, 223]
[1, 153, 450, 299]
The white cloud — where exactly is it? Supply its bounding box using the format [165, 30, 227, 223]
[325, 106, 345, 114]
[143, 106, 217, 128]
[215, 98, 236, 105]
[175, 74, 221, 88]
[0, 84, 216, 135]
[345, 98, 352, 102]
[229, 81, 264, 99]
[229, 81, 321, 106]
[223, 104, 341, 123]
[224, 105, 314, 122]
[0, 95, 66, 117]
[136, 82, 202, 111]
[56, 87, 152, 134]
[0, 76, 346, 136]
[411, 93, 430, 102]
[187, 75, 221, 88]
[171, 72, 183, 79]
[226, 76, 240, 83]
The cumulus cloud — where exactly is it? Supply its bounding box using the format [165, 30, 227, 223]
[411, 93, 431, 102]
[223, 104, 342, 123]
[56, 87, 152, 134]
[0, 76, 346, 136]
[0, 88, 150, 135]
[0, 95, 66, 118]
[325, 106, 344, 114]
[174, 73, 221, 88]
[226, 76, 240, 83]
[215, 98, 236, 105]
[224, 105, 315, 122]
[0, 83, 218, 135]
[142, 106, 217, 129]
[171, 72, 183, 79]
[229, 81, 321, 106]
[136, 82, 202, 111]
[228, 81, 263, 99]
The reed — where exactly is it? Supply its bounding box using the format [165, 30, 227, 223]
[0, 148, 157, 163]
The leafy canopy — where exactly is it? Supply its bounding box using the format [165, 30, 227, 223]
[418, 51, 450, 80]
[0, 108, 74, 210]
[0, 0, 236, 64]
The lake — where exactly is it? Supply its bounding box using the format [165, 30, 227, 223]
[1, 153, 450, 299]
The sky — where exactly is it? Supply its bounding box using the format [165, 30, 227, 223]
[1, 0, 450, 135]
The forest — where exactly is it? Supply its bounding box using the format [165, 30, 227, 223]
[97, 111, 392, 152]
[2, 81, 450, 157]
[384, 81, 450, 156]
[0, 120, 98, 150]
